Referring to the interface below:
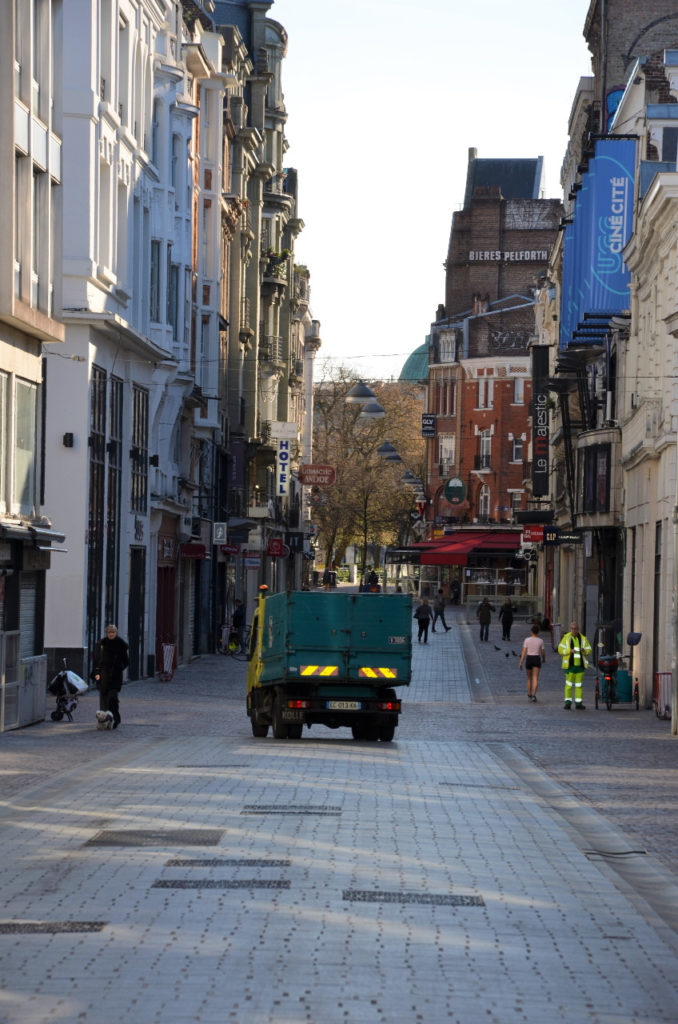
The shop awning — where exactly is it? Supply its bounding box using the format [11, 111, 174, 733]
[0, 523, 66, 548]
[414, 531, 521, 566]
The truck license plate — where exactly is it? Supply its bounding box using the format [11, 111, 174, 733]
[326, 700, 361, 711]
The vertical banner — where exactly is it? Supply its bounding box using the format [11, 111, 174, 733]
[559, 138, 636, 349]
[588, 137, 636, 312]
[277, 439, 290, 497]
[559, 220, 575, 350]
[531, 346, 550, 497]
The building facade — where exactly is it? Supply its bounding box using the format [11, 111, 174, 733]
[0, 0, 66, 728]
[0, 0, 320, 699]
[420, 152, 561, 605]
[535, 2, 678, 714]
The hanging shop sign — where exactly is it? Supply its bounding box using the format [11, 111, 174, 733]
[421, 414, 436, 438]
[277, 439, 290, 497]
[444, 477, 467, 507]
[522, 525, 544, 543]
[298, 464, 336, 486]
[531, 345, 550, 498]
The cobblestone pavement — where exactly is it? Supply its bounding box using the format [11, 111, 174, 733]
[1, 593, 677, 1023]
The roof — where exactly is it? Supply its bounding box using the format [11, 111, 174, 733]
[464, 155, 544, 206]
[212, 0, 250, 40]
[399, 342, 429, 383]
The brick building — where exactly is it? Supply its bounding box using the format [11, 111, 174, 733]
[416, 151, 562, 604]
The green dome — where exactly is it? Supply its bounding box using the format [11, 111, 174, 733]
[399, 341, 429, 383]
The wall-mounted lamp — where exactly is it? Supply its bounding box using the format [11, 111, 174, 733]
[62, 433, 74, 448]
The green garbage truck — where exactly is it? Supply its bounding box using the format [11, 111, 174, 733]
[246, 589, 413, 741]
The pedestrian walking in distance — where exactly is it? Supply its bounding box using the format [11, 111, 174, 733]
[519, 624, 545, 701]
[414, 597, 433, 643]
[431, 590, 451, 633]
[476, 597, 495, 642]
[557, 621, 591, 710]
[498, 598, 515, 641]
[91, 624, 129, 729]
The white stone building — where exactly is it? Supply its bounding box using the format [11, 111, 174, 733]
[0, 0, 66, 728]
[44, 0, 227, 678]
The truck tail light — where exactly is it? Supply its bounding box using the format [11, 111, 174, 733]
[378, 700, 401, 712]
[288, 700, 311, 709]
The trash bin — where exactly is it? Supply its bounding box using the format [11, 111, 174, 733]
[616, 668, 632, 702]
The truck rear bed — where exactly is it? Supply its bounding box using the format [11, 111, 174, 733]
[247, 591, 412, 741]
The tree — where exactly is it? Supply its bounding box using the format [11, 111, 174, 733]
[310, 366, 425, 572]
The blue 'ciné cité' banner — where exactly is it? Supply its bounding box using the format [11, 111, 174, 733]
[559, 137, 636, 349]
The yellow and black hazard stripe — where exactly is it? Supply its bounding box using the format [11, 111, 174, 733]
[358, 667, 398, 679]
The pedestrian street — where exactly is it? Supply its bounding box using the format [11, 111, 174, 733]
[0, 615, 677, 1023]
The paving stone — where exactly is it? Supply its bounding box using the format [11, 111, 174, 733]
[0, 598, 678, 1021]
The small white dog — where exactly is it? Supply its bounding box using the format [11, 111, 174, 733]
[95, 710, 115, 730]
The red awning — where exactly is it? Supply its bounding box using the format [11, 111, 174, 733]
[417, 531, 521, 566]
[473, 533, 521, 552]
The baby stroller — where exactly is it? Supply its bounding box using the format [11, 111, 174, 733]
[47, 661, 88, 721]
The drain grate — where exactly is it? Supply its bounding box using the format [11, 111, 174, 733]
[86, 829, 224, 847]
[152, 879, 290, 890]
[176, 765, 249, 769]
[0, 921, 107, 933]
[439, 782, 521, 791]
[585, 849, 647, 859]
[241, 805, 341, 816]
[166, 858, 291, 867]
[343, 890, 484, 906]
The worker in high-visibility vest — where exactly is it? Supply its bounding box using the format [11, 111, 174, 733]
[557, 621, 592, 709]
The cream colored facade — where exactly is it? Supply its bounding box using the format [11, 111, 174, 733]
[621, 173, 678, 705]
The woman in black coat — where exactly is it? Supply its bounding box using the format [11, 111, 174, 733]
[92, 625, 129, 728]
[498, 598, 515, 642]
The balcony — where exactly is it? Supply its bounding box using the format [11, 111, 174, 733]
[248, 499, 273, 519]
[259, 335, 284, 365]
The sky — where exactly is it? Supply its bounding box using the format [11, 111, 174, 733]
[271, 0, 594, 382]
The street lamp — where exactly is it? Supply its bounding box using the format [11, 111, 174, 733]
[358, 400, 386, 420]
[345, 380, 377, 404]
[377, 441, 401, 460]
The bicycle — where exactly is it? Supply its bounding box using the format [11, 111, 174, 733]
[218, 624, 250, 659]
[594, 631, 641, 710]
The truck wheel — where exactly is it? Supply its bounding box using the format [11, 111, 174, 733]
[287, 724, 303, 740]
[351, 723, 368, 741]
[378, 722, 396, 742]
[272, 701, 289, 740]
[251, 719, 269, 738]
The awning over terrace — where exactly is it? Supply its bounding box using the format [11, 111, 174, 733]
[412, 531, 521, 566]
